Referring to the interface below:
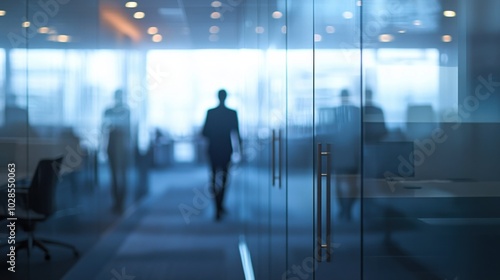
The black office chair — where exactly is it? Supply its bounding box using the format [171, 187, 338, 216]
[14, 157, 79, 260]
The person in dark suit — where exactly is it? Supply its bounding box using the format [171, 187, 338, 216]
[331, 89, 361, 221]
[202, 89, 241, 221]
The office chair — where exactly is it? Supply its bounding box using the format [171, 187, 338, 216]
[13, 157, 80, 260]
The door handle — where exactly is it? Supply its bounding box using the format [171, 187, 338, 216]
[316, 143, 332, 262]
[272, 129, 282, 187]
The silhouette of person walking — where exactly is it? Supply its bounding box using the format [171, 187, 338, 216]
[202, 89, 241, 221]
[102, 89, 131, 213]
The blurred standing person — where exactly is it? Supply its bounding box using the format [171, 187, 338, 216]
[102, 89, 131, 213]
[363, 89, 387, 143]
[202, 89, 242, 221]
[332, 89, 361, 221]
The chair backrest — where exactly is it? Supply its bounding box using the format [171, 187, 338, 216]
[28, 157, 64, 216]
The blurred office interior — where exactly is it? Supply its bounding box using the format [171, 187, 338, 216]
[0, 0, 500, 279]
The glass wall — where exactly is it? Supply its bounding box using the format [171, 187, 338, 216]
[0, 1, 150, 278]
[0, 0, 499, 279]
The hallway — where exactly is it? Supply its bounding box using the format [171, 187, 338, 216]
[63, 165, 246, 280]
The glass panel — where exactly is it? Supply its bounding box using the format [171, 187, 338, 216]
[0, 1, 151, 278]
[268, 0, 288, 278]
[362, 0, 500, 278]
[285, 0, 316, 279]
[314, 0, 362, 279]
[240, 1, 272, 279]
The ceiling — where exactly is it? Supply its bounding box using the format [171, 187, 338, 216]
[0, 0, 489, 51]
[0, 0, 245, 49]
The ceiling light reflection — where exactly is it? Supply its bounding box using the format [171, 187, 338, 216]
[57, 35, 71, 43]
[38, 27, 50, 34]
[443, 10, 456, 17]
[211, 12, 221, 19]
[152, 34, 162, 42]
[379, 34, 394, 42]
[343, 11, 353, 19]
[125, 2, 137, 8]
[148, 27, 158, 35]
[442, 35, 452, 42]
[326, 26, 335, 33]
[133, 12, 145, 19]
[272, 11, 282, 19]
[209, 26, 220, 33]
[22, 21, 30, 28]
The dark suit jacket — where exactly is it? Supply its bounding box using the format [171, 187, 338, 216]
[202, 105, 240, 166]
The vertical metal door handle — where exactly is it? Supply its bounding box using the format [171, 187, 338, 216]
[272, 129, 276, 186]
[316, 143, 332, 262]
[277, 129, 282, 188]
[272, 129, 282, 187]
[325, 144, 332, 262]
[316, 144, 323, 261]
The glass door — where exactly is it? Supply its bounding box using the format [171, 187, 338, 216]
[313, 1, 363, 279]
[285, 0, 364, 279]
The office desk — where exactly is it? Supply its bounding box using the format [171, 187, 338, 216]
[363, 179, 500, 221]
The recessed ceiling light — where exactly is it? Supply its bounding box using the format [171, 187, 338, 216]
[125, 2, 138, 8]
[22, 21, 30, 28]
[211, 1, 222, 8]
[442, 35, 452, 42]
[413, 20, 422, 26]
[398, 29, 406, 33]
[152, 34, 162, 42]
[57, 35, 71, 43]
[326, 26, 335, 34]
[209, 26, 220, 34]
[255, 26, 265, 34]
[0, 10, 6, 16]
[443, 10, 456, 17]
[343, 11, 353, 19]
[134, 12, 145, 19]
[210, 12, 221, 19]
[272, 11, 282, 19]
[38, 27, 50, 34]
[148, 27, 158, 35]
[379, 34, 394, 42]
[314, 34, 322, 42]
